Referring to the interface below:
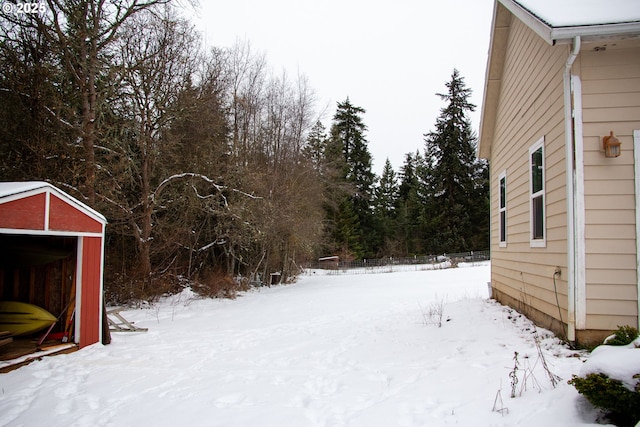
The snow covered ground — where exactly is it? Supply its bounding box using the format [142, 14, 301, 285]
[0, 262, 612, 426]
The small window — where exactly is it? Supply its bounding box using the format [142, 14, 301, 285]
[529, 137, 545, 247]
[499, 171, 507, 247]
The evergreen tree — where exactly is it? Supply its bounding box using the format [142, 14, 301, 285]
[333, 198, 364, 260]
[469, 157, 490, 250]
[375, 158, 399, 218]
[398, 151, 420, 202]
[328, 98, 375, 190]
[303, 120, 327, 173]
[396, 151, 426, 255]
[373, 158, 400, 255]
[325, 98, 377, 259]
[422, 69, 488, 253]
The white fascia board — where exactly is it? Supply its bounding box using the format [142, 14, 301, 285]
[551, 22, 640, 44]
[499, 0, 640, 45]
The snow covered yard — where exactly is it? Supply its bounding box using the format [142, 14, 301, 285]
[0, 262, 606, 426]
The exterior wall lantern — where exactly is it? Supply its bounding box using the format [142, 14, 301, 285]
[603, 131, 621, 158]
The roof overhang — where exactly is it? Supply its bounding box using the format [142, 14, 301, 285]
[502, 0, 640, 45]
[478, 1, 511, 159]
[477, 0, 640, 160]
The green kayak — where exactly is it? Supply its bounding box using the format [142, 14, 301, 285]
[0, 301, 57, 337]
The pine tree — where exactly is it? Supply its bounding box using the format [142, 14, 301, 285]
[375, 158, 399, 218]
[396, 151, 426, 255]
[422, 69, 488, 253]
[325, 98, 377, 258]
[328, 98, 375, 190]
[303, 120, 328, 173]
[398, 151, 420, 202]
[373, 158, 400, 255]
[469, 156, 490, 250]
[333, 198, 364, 260]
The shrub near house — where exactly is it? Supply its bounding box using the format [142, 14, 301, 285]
[569, 326, 640, 426]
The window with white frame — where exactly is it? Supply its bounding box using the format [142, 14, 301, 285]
[499, 171, 507, 247]
[529, 137, 545, 247]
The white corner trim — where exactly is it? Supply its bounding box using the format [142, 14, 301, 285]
[572, 75, 586, 330]
[44, 190, 51, 231]
[98, 236, 106, 345]
[634, 130, 640, 331]
[75, 237, 84, 345]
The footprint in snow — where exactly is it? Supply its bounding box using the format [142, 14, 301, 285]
[214, 393, 253, 409]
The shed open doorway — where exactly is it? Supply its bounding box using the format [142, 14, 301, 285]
[0, 182, 107, 369]
[0, 234, 79, 364]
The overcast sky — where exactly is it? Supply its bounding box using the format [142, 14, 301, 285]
[191, 0, 495, 174]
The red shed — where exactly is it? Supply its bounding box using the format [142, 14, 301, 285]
[0, 182, 107, 348]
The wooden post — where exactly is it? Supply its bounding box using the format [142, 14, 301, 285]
[61, 259, 67, 311]
[101, 302, 111, 345]
[64, 266, 77, 342]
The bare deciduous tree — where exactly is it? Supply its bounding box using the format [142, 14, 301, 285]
[1, 4, 328, 300]
[33, 0, 170, 204]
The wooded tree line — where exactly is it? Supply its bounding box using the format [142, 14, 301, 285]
[0, 1, 488, 301]
[313, 69, 488, 261]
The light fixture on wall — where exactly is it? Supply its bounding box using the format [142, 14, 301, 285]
[603, 131, 621, 158]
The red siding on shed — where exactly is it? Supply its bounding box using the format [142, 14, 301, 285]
[1, 183, 107, 348]
[49, 194, 103, 234]
[0, 193, 46, 230]
[79, 236, 103, 348]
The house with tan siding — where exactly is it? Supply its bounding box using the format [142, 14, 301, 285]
[478, 0, 640, 346]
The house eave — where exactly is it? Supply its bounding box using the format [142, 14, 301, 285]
[478, 0, 640, 160]
[478, 1, 510, 160]
[550, 23, 640, 45]
[499, 0, 640, 45]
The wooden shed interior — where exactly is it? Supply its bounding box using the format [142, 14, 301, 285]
[0, 233, 78, 363]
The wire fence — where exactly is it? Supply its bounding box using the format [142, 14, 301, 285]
[301, 251, 490, 275]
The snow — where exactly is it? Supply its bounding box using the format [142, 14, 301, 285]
[580, 338, 640, 391]
[514, 0, 640, 27]
[0, 181, 50, 198]
[0, 262, 621, 426]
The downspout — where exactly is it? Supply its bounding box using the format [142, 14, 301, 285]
[564, 36, 581, 344]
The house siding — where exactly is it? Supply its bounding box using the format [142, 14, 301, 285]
[489, 17, 571, 334]
[579, 38, 640, 331]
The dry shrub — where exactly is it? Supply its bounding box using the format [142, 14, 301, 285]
[105, 270, 186, 305]
[191, 269, 247, 299]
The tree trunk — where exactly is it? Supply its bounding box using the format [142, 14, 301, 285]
[139, 144, 153, 288]
[80, 51, 98, 206]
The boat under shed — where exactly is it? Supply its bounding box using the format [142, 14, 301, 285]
[0, 182, 107, 354]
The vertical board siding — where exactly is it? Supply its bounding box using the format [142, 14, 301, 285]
[0, 194, 46, 230]
[581, 39, 640, 330]
[49, 194, 103, 233]
[0, 184, 107, 351]
[79, 236, 103, 347]
[490, 17, 570, 326]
